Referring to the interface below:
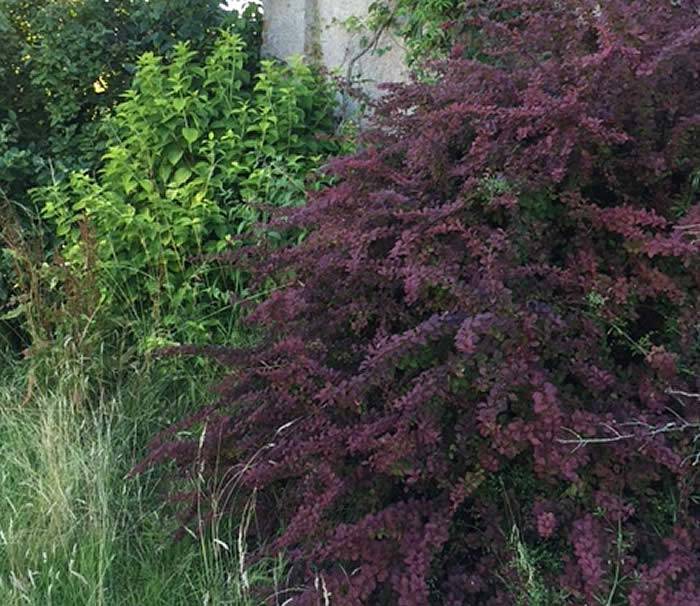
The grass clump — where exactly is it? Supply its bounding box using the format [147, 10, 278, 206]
[0, 359, 283, 606]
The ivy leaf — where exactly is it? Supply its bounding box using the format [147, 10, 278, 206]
[182, 127, 200, 145]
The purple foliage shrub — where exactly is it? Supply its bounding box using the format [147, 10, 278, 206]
[137, 1, 700, 603]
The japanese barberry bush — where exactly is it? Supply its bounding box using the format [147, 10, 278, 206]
[37, 31, 339, 348]
[139, 2, 700, 604]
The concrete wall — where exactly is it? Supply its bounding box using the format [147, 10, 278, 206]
[261, 0, 408, 95]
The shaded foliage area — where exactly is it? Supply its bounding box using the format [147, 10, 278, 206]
[0, 1, 261, 345]
[139, 1, 700, 604]
[0, 0, 257, 192]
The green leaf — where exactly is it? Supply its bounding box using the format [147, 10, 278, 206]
[173, 166, 192, 185]
[165, 144, 184, 166]
[56, 223, 71, 237]
[139, 180, 155, 194]
[182, 127, 200, 145]
[122, 175, 137, 194]
[0, 304, 25, 321]
[159, 163, 173, 183]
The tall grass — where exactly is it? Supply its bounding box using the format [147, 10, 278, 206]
[0, 360, 283, 606]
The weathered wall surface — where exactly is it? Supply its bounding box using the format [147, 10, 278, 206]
[262, 0, 408, 95]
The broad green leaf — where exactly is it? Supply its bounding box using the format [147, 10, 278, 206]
[165, 144, 184, 166]
[159, 163, 173, 183]
[182, 127, 200, 144]
[139, 180, 155, 194]
[173, 166, 192, 185]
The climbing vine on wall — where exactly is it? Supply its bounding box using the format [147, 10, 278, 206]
[361, 0, 461, 68]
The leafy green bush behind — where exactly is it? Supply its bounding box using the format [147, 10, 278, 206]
[0, 0, 257, 191]
[0, 1, 262, 351]
[36, 31, 340, 349]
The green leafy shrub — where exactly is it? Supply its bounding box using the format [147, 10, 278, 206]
[37, 31, 339, 348]
[0, 0, 262, 350]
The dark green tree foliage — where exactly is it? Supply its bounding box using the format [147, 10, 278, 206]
[139, 1, 700, 604]
[1, 0, 258, 188]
